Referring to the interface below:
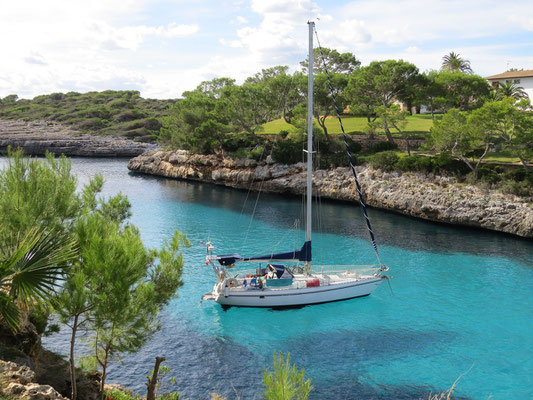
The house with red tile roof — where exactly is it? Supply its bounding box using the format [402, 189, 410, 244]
[486, 70, 533, 100]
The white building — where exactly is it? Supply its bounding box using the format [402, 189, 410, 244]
[486, 70, 533, 100]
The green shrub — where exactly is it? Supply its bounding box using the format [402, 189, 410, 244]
[271, 136, 305, 164]
[500, 180, 532, 197]
[367, 141, 398, 154]
[222, 132, 258, 152]
[78, 105, 111, 119]
[396, 155, 433, 172]
[114, 109, 147, 122]
[104, 389, 141, 400]
[247, 146, 265, 161]
[368, 151, 399, 172]
[504, 169, 529, 183]
[76, 118, 106, 130]
[279, 130, 290, 139]
[432, 152, 469, 176]
[478, 167, 501, 184]
[107, 98, 132, 109]
[263, 352, 312, 400]
[144, 117, 162, 131]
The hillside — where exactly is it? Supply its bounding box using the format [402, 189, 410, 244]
[0, 91, 176, 142]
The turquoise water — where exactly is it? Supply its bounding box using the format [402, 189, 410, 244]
[2, 157, 531, 399]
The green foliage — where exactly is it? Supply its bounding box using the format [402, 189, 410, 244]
[431, 152, 469, 175]
[263, 352, 312, 400]
[368, 151, 400, 172]
[221, 132, 259, 153]
[396, 155, 433, 172]
[105, 389, 142, 400]
[312, 73, 349, 138]
[301, 47, 360, 74]
[0, 151, 188, 399]
[315, 135, 361, 169]
[0, 150, 78, 244]
[367, 141, 399, 154]
[494, 81, 529, 100]
[247, 146, 266, 161]
[346, 59, 420, 123]
[433, 72, 490, 111]
[271, 135, 305, 164]
[441, 52, 472, 74]
[160, 90, 231, 154]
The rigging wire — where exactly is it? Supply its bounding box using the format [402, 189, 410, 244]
[313, 26, 383, 267]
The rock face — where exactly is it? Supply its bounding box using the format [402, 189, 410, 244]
[128, 150, 533, 238]
[0, 360, 67, 400]
[0, 119, 156, 157]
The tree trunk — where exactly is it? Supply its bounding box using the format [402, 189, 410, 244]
[283, 109, 293, 124]
[99, 346, 110, 400]
[147, 357, 166, 400]
[519, 155, 530, 171]
[383, 124, 395, 144]
[69, 315, 79, 400]
[317, 115, 329, 140]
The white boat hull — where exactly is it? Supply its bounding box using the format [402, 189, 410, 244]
[214, 277, 384, 308]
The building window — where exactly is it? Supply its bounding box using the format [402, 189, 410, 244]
[514, 79, 520, 84]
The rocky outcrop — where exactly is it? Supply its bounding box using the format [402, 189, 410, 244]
[0, 119, 156, 157]
[0, 360, 67, 400]
[128, 150, 533, 238]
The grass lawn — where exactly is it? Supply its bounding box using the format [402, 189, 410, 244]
[261, 114, 436, 135]
[481, 151, 522, 164]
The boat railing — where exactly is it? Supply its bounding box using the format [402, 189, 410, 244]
[311, 264, 380, 275]
[225, 264, 380, 279]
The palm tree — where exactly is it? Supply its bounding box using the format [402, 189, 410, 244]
[495, 81, 529, 100]
[0, 228, 77, 330]
[442, 52, 473, 74]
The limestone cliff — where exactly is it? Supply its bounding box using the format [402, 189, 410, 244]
[128, 150, 533, 238]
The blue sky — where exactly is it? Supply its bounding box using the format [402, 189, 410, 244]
[1, 0, 532, 99]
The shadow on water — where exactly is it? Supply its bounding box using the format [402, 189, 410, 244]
[129, 172, 533, 265]
[107, 320, 459, 400]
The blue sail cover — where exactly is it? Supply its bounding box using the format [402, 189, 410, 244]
[217, 241, 311, 266]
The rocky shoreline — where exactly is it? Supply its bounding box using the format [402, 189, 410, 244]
[128, 149, 533, 238]
[0, 119, 156, 157]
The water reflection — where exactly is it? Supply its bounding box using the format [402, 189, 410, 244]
[129, 171, 533, 265]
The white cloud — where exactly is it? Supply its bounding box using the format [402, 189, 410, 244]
[509, 15, 533, 31]
[1, 0, 532, 99]
[90, 22, 199, 51]
[24, 53, 48, 66]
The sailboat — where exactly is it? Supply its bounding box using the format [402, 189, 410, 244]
[202, 22, 389, 308]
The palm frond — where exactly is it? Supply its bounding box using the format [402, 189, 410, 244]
[4, 228, 77, 309]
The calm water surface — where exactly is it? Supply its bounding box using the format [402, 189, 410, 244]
[2, 157, 531, 399]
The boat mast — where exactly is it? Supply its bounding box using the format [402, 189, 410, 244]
[305, 21, 314, 275]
